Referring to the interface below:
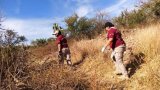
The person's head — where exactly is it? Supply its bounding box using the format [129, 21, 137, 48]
[53, 23, 59, 30]
[52, 30, 61, 37]
[104, 22, 114, 31]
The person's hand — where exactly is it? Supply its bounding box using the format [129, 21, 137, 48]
[101, 46, 106, 53]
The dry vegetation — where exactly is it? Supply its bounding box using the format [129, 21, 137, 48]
[27, 24, 160, 90]
[1, 0, 160, 89]
[0, 21, 159, 90]
[125, 24, 160, 90]
[0, 30, 29, 90]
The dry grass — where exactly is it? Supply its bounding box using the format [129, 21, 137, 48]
[29, 41, 57, 59]
[28, 24, 160, 90]
[69, 38, 126, 89]
[127, 25, 160, 59]
[29, 37, 124, 89]
[0, 30, 30, 89]
[124, 24, 160, 90]
[29, 65, 90, 90]
[69, 24, 160, 90]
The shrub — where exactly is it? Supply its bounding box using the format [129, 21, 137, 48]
[65, 13, 107, 40]
[113, 0, 160, 29]
[0, 30, 29, 89]
[31, 38, 48, 46]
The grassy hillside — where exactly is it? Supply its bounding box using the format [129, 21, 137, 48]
[28, 24, 160, 90]
[1, 0, 160, 89]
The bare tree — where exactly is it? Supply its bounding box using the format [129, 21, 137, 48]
[92, 10, 110, 35]
[96, 10, 110, 23]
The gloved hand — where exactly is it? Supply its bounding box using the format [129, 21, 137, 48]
[101, 46, 106, 53]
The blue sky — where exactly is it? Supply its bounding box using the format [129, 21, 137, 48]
[0, 0, 141, 44]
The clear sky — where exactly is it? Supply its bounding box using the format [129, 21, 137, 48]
[0, 0, 140, 44]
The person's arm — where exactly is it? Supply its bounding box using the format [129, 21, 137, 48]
[56, 37, 62, 54]
[105, 38, 113, 48]
[101, 29, 115, 53]
[105, 29, 114, 49]
[101, 38, 113, 52]
[58, 44, 61, 52]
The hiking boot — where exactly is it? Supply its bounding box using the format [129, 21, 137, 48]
[118, 75, 129, 80]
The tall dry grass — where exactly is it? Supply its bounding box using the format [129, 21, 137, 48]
[129, 25, 160, 59]
[125, 24, 160, 90]
[0, 30, 29, 89]
[70, 38, 125, 89]
[69, 24, 160, 89]
[29, 37, 123, 89]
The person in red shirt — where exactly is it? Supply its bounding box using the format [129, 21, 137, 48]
[53, 30, 72, 66]
[102, 22, 129, 80]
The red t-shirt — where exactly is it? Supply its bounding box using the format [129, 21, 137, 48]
[107, 27, 125, 50]
[55, 35, 68, 49]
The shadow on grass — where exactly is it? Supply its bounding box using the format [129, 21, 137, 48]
[72, 52, 88, 67]
[126, 52, 145, 77]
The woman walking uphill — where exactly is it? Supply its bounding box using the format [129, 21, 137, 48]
[52, 23, 72, 66]
[101, 22, 129, 80]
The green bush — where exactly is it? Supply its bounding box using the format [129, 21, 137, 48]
[65, 14, 95, 39]
[114, 9, 147, 28]
[65, 13, 106, 39]
[113, 0, 160, 29]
